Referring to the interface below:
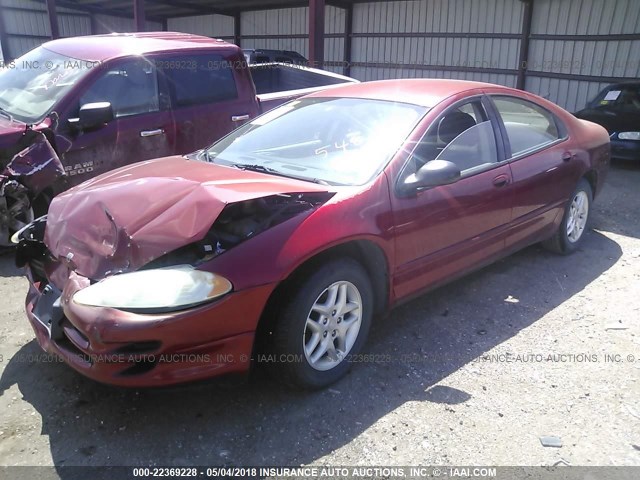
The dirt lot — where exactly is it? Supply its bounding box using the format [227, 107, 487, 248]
[0, 163, 638, 477]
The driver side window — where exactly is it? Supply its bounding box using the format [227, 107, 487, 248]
[79, 59, 160, 118]
[409, 100, 498, 175]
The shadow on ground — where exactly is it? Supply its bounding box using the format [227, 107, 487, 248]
[0, 253, 20, 278]
[0, 228, 622, 479]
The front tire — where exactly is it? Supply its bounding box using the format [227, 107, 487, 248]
[270, 258, 373, 389]
[543, 178, 592, 254]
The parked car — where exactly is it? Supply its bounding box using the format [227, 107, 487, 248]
[574, 82, 640, 161]
[0, 32, 356, 247]
[243, 48, 307, 65]
[15, 79, 610, 389]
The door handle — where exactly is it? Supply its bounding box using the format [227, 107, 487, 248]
[140, 128, 164, 137]
[492, 174, 510, 187]
[562, 151, 574, 162]
[231, 114, 250, 122]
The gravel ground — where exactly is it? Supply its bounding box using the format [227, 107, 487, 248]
[0, 163, 638, 477]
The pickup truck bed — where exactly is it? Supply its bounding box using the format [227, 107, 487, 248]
[251, 63, 357, 111]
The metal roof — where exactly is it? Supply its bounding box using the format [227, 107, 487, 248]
[57, 0, 358, 20]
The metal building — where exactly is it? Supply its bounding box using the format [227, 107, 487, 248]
[0, 0, 638, 112]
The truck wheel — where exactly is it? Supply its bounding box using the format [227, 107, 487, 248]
[0, 189, 49, 250]
[270, 258, 373, 389]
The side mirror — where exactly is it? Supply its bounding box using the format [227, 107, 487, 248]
[77, 102, 113, 130]
[401, 159, 461, 194]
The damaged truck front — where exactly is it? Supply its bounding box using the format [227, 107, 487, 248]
[0, 32, 356, 246]
[0, 120, 64, 250]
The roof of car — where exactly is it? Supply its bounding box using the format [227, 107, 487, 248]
[42, 32, 236, 62]
[305, 78, 511, 108]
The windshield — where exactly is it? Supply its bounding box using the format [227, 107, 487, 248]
[0, 47, 94, 123]
[589, 84, 640, 113]
[204, 97, 427, 186]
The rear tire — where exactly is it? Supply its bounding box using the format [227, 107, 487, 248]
[542, 178, 592, 254]
[269, 258, 373, 389]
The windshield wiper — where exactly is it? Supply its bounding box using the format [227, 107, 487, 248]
[231, 163, 333, 186]
[231, 163, 279, 174]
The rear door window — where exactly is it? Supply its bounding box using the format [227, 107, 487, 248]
[492, 96, 562, 158]
[159, 54, 238, 108]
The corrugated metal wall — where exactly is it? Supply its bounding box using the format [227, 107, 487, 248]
[1, 0, 638, 111]
[525, 0, 640, 111]
[167, 14, 234, 41]
[0, 0, 161, 60]
[238, 6, 345, 74]
[349, 0, 522, 87]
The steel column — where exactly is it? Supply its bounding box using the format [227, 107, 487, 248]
[343, 3, 352, 76]
[308, 0, 325, 68]
[134, 0, 146, 32]
[234, 13, 241, 47]
[46, 0, 60, 39]
[517, 0, 533, 90]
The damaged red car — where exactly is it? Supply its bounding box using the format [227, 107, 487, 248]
[15, 79, 610, 389]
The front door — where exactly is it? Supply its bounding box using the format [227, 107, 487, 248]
[391, 97, 514, 300]
[56, 58, 176, 187]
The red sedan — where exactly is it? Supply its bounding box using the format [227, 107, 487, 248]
[15, 79, 610, 389]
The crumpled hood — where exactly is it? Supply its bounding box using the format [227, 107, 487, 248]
[45, 156, 329, 279]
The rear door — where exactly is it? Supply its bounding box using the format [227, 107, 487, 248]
[391, 96, 514, 300]
[489, 95, 581, 249]
[57, 57, 175, 187]
[157, 52, 260, 154]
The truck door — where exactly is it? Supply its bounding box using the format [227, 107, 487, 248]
[56, 58, 176, 187]
[156, 52, 259, 154]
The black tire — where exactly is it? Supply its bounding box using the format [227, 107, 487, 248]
[542, 178, 593, 254]
[270, 258, 373, 389]
[0, 191, 50, 255]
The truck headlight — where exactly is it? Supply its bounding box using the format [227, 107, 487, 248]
[73, 265, 232, 313]
[618, 131, 640, 140]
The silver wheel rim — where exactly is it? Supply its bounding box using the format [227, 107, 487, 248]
[0, 191, 34, 247]
[566, 190, 588, 243]
[303, 280, 362, 371]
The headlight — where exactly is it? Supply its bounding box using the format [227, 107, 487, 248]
[618, 131, 640, 140]
[73, 265, 232, 312]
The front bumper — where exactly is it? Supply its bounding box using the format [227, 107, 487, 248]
[24, 267, 275, 387]
[610, 139, 640, 161]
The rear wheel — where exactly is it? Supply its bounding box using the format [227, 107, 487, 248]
[270, 259, 373, 389]
[542, 178, 592, 254]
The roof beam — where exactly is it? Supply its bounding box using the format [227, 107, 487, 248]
[309, 0, 324, 67]
[45, 0, 60, 39]
[134, 0, 145, 31]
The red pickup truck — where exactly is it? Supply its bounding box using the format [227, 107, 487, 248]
[0, 32, 356, 247]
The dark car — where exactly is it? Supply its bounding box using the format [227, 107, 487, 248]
[15, 79, 610, 389]
[574, 82, 640, 161]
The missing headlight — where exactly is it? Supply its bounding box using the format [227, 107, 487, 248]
[142, 192, 334, 269]
[14, 215, 50, 279]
